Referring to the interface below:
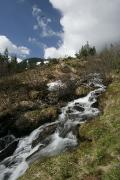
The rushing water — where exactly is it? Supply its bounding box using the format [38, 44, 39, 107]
[0, 73, 106, 180]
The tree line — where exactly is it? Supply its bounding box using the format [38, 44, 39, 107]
[0, 49, 42, 77]
[0, 48, 19, 76]
[75, 42, 96, 59]
[0, 43, 97, 77]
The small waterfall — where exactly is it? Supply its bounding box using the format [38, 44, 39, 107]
[0, 73, 106, 180]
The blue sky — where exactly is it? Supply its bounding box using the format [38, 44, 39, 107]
[0, 0, 62, 59]
[0, 0, 120, 60]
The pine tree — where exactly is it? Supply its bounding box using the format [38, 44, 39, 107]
[80, 46, 88, 58]
[10, 55, 18, 72]
[75, 43, 96, 59]
[89, 46, 96, 56]
[4, 48, 9, 63]
[0, 50, 9, 76]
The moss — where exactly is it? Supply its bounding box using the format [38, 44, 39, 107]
[102, 167, 120, 180]
[28, 107, 58, 120]
[17, 106, 59, 127]
[29, 90, 40, 100]
[75, 86, 91, 96]
[0, 58, 120, 179]
[20, 73, 120, 180]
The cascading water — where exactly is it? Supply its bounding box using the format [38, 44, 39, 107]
[0, 73, 106, 180]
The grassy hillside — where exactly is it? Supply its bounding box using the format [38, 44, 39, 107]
[20, 72, 120, 180]
[0, 47, 120, 179]
[0, 58, 92, 137]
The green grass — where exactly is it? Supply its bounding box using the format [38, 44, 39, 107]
[20, 74, 120, 180]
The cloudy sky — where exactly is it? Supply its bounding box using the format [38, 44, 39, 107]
[0, 0, 120, 59]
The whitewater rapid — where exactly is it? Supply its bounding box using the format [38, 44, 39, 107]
[0, 73, 106, 180]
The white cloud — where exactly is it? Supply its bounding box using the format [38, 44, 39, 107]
[45, 0, 120, 58]
[0, 35, 30, 58]
[32, 5, 62, 37]
[32, 5, 42, 16]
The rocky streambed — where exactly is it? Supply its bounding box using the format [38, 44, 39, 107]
[0, 73, 106, 180]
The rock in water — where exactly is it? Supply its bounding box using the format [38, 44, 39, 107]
[0, 139, 19, 162]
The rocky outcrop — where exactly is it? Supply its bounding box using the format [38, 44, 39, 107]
[0, 60, 95, 139]
[0, 139, 19, 162]
[75, 86, 92, 97]
[0, 101, 59, 137]
[14, 106, 59, 135]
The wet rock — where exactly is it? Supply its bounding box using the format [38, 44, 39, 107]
[92, 101, 99, 108]
[0, 135, 15, 151]
[59, 125, 79, 139]
[0, 111, 17, 138]
[74, 105, 84, 112]
[89, 82, 95, 88]
[66, 107, 74, 114]
[75, 102, 80, 105]
[0, 139, 19, 162]
[32, 123, 58, 147]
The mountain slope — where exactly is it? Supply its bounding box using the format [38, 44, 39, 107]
[20, 72, 120, 180]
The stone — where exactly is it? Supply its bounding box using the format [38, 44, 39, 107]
[74, 105, 84, 112]
[75, 86, 90, 96]
[18, 101, 35, 110]
[15, 106, 59, 134]
[29, 91, 40, 99]
[32, 123, 58, 148]
[47, 92, 59, 104]
[0, 140, 19, 162]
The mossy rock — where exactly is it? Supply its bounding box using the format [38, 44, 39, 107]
[24, 107, 58, 122]
[29, 90, 45, 100]
[47, 92, 59, 104]
[75, 86, 91, 96]
[29, 91, 40, 99]
[15, 106, 59, 133]
[60, 64, 72, 73]
[18, 101, 35, 109]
